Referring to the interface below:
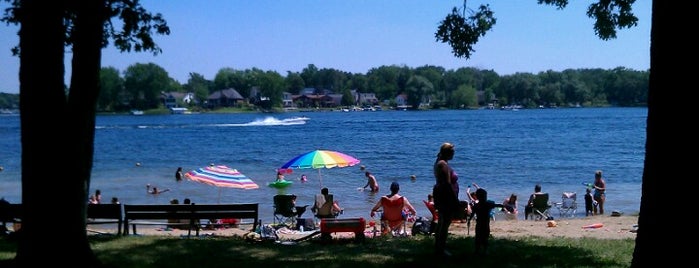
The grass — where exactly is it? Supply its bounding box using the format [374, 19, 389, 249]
[0, 233, 634, 268]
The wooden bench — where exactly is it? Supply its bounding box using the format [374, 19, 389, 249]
[123, 203, 259, 237]
[87, 203, 124, 235]
[0, 203, 124, 235]
[319, 217, 366, 242]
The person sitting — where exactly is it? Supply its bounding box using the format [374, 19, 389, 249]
[312, 187, 342, 218]
[275, 171, 286, 182]
[291, 194, 308, 218]
[423, 194, 438, 234]
[370, 182, 417, 236]
[525, 184, 544, 220]
[502, 193, 518, 220]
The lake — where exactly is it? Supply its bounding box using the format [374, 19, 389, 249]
[0, 107, 646, 223]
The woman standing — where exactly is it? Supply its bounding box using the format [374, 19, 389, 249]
[432, 142, 460, 258]
[592, 170, 606, 215]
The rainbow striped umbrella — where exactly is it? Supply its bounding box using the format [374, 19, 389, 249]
[185, 165, 259, 202]
[279, 150, 360, 188]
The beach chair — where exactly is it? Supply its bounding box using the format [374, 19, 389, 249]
[554, 192, 577, 218]
[531, 193, 552, 220]
[375, 196, 411, 237]
[273, 194, 299, 227]
[313, 194, 341, 219]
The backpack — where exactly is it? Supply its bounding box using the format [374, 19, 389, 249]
[411, 216, 432, 235]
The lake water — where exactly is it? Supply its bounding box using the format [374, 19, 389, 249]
[0, 107, 646, 223]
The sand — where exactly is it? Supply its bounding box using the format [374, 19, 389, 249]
[87, 214, 638, 241]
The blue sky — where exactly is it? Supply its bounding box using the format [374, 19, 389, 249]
[0, 0, 651, 94]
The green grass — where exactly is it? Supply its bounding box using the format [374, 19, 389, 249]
[0, 234, 634, 268]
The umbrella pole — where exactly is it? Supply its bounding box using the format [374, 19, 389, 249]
[317, 169, 322, 189]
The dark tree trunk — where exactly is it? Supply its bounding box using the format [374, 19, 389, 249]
[632, 0, 672, 266]
[63, 0, 107, 266]
[15, 0, 71, 265]
[15, 1, 106, 267]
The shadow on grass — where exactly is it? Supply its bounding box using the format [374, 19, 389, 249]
[1, 234, 633, 268]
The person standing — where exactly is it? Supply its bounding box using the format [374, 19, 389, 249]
[432, 142, 460, 258]
[592, 170, 606, 215]
[473, 188, 504, 255]
[175, 167, 184, 182]
[362, 171, 380, 192]
[584, 187, 595, 216]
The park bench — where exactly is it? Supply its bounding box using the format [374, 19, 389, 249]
[122, 203, 259, 237]
[86, 203, 124, 235]
[0, 203, 124, 235]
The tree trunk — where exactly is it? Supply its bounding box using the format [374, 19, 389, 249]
[15, 1, 105, 267]
[16, 0, 72, 265]
[632, 0, 672, 266]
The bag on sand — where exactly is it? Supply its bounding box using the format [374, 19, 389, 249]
[260, 224, 278, 240]
[411, 216, 432, 235]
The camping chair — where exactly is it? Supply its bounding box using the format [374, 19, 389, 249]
[375, 196, 410, 237]
[554, 192, 577, 218]
[530, 193, 552, 220]
[273, 194, 300, 227]
[313, 194, 341, 219]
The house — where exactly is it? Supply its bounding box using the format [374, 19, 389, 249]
[207, 88, 245, 108]
[294, 94, 334, 108]
[357, 92, 379, 105]
[395, 94, 409, 109]
[161, 91, 195, 108]
[282, 92, 294, 107]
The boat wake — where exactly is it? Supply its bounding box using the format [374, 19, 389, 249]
[224, 116, 310, 127]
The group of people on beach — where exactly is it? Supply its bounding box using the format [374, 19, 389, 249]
[88, 143, 607, 259]
[429, 142, 608, 258]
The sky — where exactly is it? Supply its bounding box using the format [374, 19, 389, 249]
[0, 0, 651, 94]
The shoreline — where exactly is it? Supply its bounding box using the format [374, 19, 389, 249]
[86, 214, 638, 241]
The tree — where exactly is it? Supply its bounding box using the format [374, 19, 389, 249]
[437, 1, 663, 266]
[1, 0, 169, 266]
[98, 67, 123, 112]
[123, 62, 172, 110]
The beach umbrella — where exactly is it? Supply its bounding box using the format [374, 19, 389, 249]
[184, 165, 259, 202]
[279, 149, 360, 188]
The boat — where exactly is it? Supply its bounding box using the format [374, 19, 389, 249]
[130, 110, 144, 115]
[267, 180, 293, 188]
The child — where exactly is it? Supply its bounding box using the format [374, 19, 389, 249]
[472, 188, 503, 255]
[584, 187, 595, 216]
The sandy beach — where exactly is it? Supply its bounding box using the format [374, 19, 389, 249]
[87, 214, 638, 241]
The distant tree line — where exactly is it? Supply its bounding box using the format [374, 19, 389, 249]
[0, 63, 648, 111]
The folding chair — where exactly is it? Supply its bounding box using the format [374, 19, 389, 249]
[273, 194, 300, 227]
[531, 193, 552, 220]
[554, 192, 577, 218]
[313, 194, 341, 219]
[376, 196, 410, 237]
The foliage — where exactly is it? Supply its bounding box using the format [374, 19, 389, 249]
[0, 92, 19, 109]
[435, 4, 496, 58]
